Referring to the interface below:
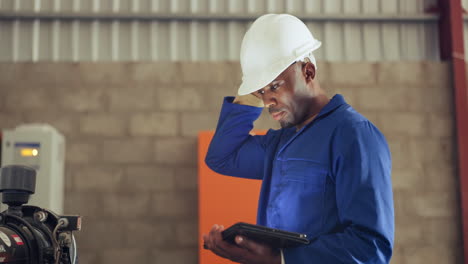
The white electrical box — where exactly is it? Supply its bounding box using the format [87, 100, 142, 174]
[1, 124, 65, 214]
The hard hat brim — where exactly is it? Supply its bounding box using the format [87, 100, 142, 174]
[237, 44, 320, 96]
[238, 62, 291, 96]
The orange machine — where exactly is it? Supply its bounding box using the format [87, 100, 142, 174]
[198, 131, 265, 264]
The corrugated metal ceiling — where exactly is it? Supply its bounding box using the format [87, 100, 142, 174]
[0, 0, 453, 62]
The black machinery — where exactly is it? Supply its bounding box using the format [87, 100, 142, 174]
[0, 165, 81, 263]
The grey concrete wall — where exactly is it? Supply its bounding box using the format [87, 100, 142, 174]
[0, 62, 462, 263]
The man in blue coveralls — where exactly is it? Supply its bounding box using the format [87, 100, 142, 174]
[202, 14, 394, 264]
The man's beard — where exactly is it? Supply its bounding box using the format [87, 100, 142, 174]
[279, 112, 296, 128]
[279, 119, 295, 128]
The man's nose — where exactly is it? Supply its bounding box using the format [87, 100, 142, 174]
[262, 93, 276, 108]
[264, 101, 275, 108]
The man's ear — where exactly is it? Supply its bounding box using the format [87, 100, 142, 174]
[302, 62, 316, 82]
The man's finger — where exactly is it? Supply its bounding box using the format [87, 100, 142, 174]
[210, 224, 239, 258]
[204, 227, 232, 259]
[215, 240, 256, 263]
[211, 235, 243, 260]
[210, 224, 219, 234]
[205, 225, 222, 250]
[208, 225, 220, 246]
[202, 234, 210, 249]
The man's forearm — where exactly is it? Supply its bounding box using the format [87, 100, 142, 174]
[205, 97, 265, 179]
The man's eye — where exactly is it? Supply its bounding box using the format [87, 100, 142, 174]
[271, 84, 279, 91]
[257, 90, 265, 95]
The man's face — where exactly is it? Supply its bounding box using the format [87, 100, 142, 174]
[253, 63, 314, 128]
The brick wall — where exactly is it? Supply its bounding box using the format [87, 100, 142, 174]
[0, 62, 462, 264]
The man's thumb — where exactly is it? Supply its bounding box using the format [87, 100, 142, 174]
[235, 235, 244, 245]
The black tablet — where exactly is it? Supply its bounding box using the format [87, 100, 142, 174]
[221, 222, 310, 249]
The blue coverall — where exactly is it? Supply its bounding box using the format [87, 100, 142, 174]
[206, 94, 394, 263]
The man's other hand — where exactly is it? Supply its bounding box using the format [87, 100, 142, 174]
[202, 224, 281, 264]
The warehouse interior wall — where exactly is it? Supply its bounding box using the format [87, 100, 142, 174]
[0, 61, 462, 263]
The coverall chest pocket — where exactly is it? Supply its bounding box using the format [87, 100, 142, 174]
[275, 159, 328, 234]
[281, 159, 327, 191]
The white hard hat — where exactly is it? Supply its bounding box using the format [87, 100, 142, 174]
[238, 14, 322, 95]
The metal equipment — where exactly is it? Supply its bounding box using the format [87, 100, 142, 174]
[0, 165, 80, 264]
[1, 124, 65, 214]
